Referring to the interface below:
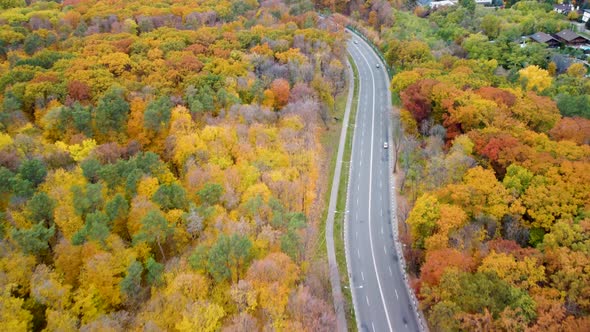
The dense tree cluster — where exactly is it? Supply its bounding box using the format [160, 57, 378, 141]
[380, 3, 590, 120]
[0, 0, 346, 330]
[373, 4, 590, 330]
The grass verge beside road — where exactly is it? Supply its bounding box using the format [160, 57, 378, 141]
[317, 74, 350, 259]
[315, 53, 360, 331]
[335, 54, 360, 331]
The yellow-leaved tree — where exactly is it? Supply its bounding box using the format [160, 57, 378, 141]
[40, 168, 86, 239]
[0, 287, 33, 332]
[246, 252, 300, 328]
[478, 251, 545, 290]
[518, 65, 552, 92]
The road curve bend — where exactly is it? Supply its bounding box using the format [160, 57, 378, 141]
[344, 32, 421, 332]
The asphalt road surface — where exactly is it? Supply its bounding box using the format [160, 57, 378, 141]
[346, 33, 420, 332]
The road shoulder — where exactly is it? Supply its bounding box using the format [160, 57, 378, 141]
[326, 52, 355, 332]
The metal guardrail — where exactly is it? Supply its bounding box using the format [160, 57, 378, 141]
[346, 25, 395, 79]
[387, 113, 431, 332]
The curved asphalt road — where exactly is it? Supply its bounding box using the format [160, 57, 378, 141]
[346, 33, 420, 332]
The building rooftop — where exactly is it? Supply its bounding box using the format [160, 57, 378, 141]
[530, 32, 557, 43]
[556, 29, 589, 42]
[430, 0, 456, 8]
[553, 4, 573, 11]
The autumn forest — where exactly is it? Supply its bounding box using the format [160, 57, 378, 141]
[376, 2, 590, 331]
[0, 0, 589, 331]
[0, 0, 348, 330]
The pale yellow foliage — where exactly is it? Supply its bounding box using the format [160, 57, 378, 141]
[53, 240, 82, 286]
[0, 132, 13, 149]
[100, 52, 131, 76]
[146, 161, 176, 184]
[210, 154, 233, 169]
[127, 195, 158, 237]
[9, 210, 30, 229]
[38, 99, 62, 124]
[169, 106, 195, 136]
[230, 280, 258, 312]
[242, 182, 272, 203]
[201, 125, 222, 142]
[72, 285, 106, 325]
[262, 89, 275, 108]
[448, 166, 512, 220]
[236, 163, 261, 194]
[166, 209, 184, 224]
[133, 242, 153, 262]
[175, 302, 225, 332]
[0, 287, 33, 332]
[40, 168, 86, 239]
[147, 48, 164, 60]
[16, 122, 34, 134]
[269, 169, 287, 182]
[451, 135, 474, 155]
[519, 65, 552, 92]
[30, 265, 72, 310]
[136, 277, 223, 330]
[424, 233, 449, 251]
[123, 18, 137, 34]
[127, 98, 149, 146]
[164, 272, 209, 300]
[256, 147, 289, 169]
[0, 28, 25, 44]
[255, 225, 281, 254]
[566, 63, 587, 78]
[400, 109, 418, 136]
[478, 251, 545, 290]
[0, 252, 36, 296]
[275, 48, 306, 64]
[391, 70, 423, 93]
[55, 139, 97, 162]
[137, 176, 160, 198]
[279, 115, 304, 131]
[258, 282, 290, 325]
[78, 252, 125, 309]
[44, 309, 78, 332]
[246, 253, 300, 327]
[109, 237, 137, 268]
[173, 133, 207, 169]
